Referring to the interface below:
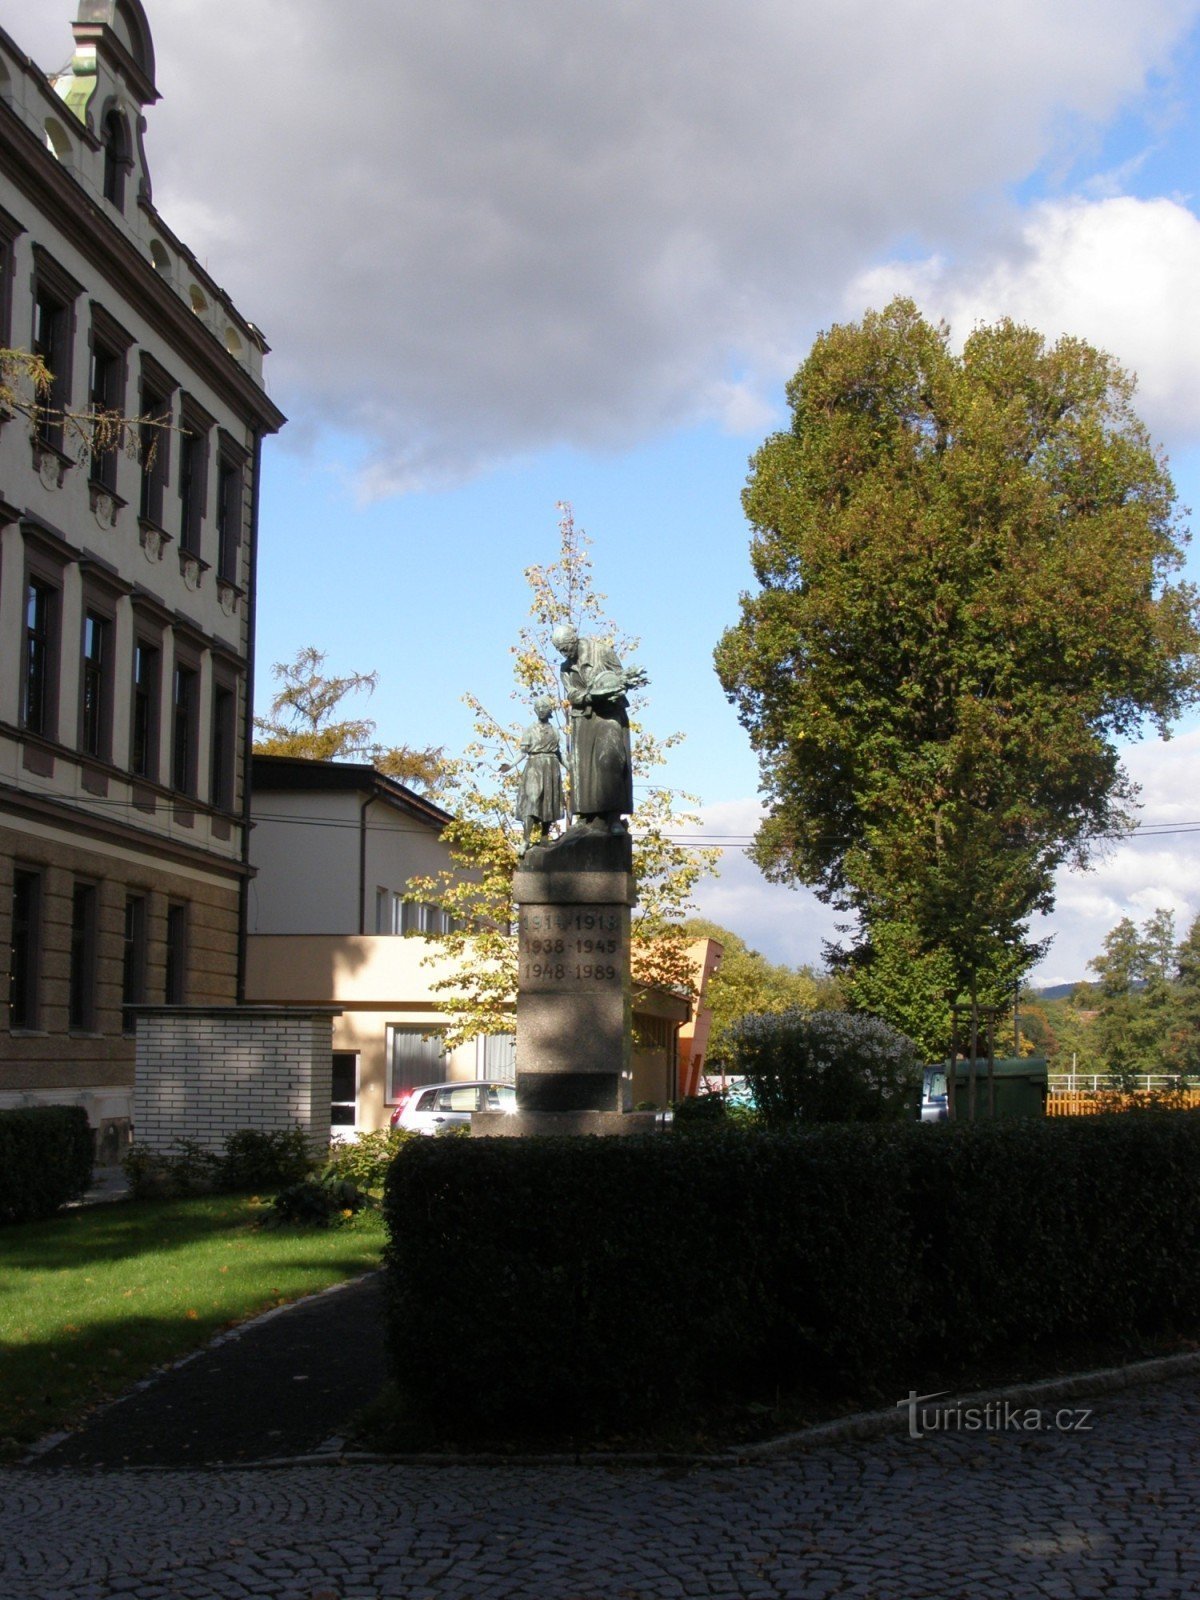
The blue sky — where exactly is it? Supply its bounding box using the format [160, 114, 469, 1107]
[16, 0, 1200, 982]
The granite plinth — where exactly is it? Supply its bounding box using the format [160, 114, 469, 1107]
[472, 1109, 659, 1138]
[514, 831, 636, 1117]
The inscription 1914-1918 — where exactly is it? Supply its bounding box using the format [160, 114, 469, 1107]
[519, 907, 626, 988]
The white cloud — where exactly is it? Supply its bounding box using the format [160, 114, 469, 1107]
[852, 195, 1200, 443]
[11, 0, 1200, 489]
[689, 799, 845, 969]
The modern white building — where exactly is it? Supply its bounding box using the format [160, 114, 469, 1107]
[0, 2, 285, 1154]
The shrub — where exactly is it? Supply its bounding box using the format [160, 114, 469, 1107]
[267, 1175, 370, 1227]
[671, 1092, 727, 1129]
[325, 1128, 415, 1193]
[383, 1127, 912, 1439]
[382, 1111, 1200, 1442]
[122, 1137, 221, 1198]
[0, 1106, 93, 1223]
[221, 1126, 315, 1191]
[728, 1008, 921, 1125]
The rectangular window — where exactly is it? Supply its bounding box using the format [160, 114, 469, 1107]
[165, 901, 187, 1004]
[0, 211, 21, 348]
[387, 1025, 447, 1102]
[9, 869, 41, 1031]
[178, 424, 208, 554]
[216, 455, 242, 582]
[331, 1051, 359, 1129]
[138, 383, 170, 525]
[32, 288, 70, 450]
[88, 341, 121, 491]
[132, 640, 160, 780]
[401, 900, 436, 935]
[476, 1032, 517, 1084]
[122, 894, 146, 1034]
[210, 683, 235, 810]
[80, 610, 111, 760]
[23, 579, 57, 738]
[68, 881, 98, 1032]
[172, 663, 197, 794]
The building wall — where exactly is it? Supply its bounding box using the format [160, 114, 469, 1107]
[246, 789, 363, 935]
[0, 5, 282, 1138]
[248, 779, 462, 938]
[245, 933, 480, 1131]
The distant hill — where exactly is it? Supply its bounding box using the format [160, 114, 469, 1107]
[1032, 982, 1085, 1000]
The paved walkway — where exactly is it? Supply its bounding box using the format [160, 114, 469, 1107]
[27, 1273, 387, 1468]
[6, 1369, 1200, 1599]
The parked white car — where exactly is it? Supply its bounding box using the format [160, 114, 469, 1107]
[389, 1080, 518, 1134]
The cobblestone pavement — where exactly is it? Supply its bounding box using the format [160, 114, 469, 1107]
[5, 1371, 1199, 1600]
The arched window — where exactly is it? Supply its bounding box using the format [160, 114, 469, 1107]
[102, 110, 130, 211]
[44, 118, 72, 165]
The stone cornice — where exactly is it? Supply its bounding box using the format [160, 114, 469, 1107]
[0, 101, 285, 435]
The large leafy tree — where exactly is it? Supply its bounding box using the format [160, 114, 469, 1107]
[716, 299, 1200, 1055]
[253, 646, 447, 795]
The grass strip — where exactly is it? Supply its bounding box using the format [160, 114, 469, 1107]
[0, 1193, 383, 1458]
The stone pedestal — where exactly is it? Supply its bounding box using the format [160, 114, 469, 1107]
[476, 829, 639, 1134]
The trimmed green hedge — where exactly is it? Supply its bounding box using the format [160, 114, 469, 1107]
[0, 1106, 93, 1224]
[382, 1113, 1200, 1439]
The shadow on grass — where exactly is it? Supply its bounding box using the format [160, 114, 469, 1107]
[0, 1198, 384, 1455]
[0, 1193, 379, 1278]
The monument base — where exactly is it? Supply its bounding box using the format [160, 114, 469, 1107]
[471, 1109, 659, 1138]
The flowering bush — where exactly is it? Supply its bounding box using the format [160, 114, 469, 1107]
[728, 1008, 921, 1125]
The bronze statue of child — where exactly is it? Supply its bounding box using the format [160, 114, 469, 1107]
[514, 695, 565, 851]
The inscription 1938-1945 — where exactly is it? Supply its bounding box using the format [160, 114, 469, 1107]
[519, 907, 626, 988]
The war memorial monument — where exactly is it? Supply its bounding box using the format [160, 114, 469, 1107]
[473, 625, 653, 1135]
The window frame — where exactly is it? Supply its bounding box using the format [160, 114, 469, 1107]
[177, 394, 214, 557]
[121, 893, 147, 1035]
[0, 207, 24, 358]
[209, 674, 237, 811]
[79, 603, 114, 762]
[87, 305, 132, 497]
[68, 879, 99, 1034]
[137, 355, 175, 531]
[386, 1023, 447, 1103]
[9, 867, 42, 1032]
[215, 435, 246, 584]
[331, 1051, 359, 1131]
[22, 564, 60, 741]
[101, 106, 131, 212]
[171, 652, 200, 796]
[30, 247, 82, 455]
[164, 900, 188, 1004]
[131, 632, 162, 782]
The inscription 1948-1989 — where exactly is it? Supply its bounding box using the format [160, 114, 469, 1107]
[519, 907, 625, 987]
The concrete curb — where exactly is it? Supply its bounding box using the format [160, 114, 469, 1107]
[86, 1344, 1200, 1474]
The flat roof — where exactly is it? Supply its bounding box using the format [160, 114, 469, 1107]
[250, 754, 454, 829]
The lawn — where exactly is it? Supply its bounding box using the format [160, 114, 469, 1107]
[0, 1194, 384, 1458]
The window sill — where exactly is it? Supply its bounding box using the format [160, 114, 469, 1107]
[138, 517, 173, 562]
[89, 479, 127, 530]
[178, 546, 210, 591]
[31, 435, 75, 489]
[216, 575, 244, 616]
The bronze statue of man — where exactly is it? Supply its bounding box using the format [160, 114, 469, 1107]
[550, 624, 648, 834]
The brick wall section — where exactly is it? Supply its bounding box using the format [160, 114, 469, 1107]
[134, 1007, 338, 1154]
